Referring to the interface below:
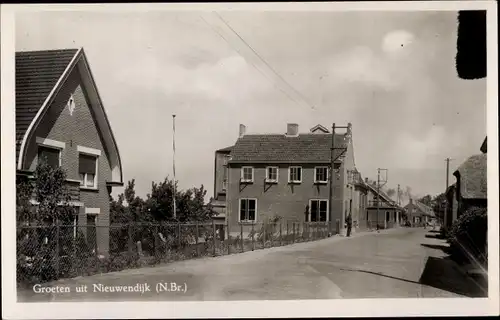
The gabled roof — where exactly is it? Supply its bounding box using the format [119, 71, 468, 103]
[404, 200, 435, 217]
[310, 124, 330, 134]
[15, 47, 123, 184]
[229, 133, 348, 163]
[454, 153, 487, 199]
[365, 183, 395, 205]
[16, 49, 79, 160]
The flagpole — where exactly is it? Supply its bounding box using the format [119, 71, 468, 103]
[173, 114, 176, 219]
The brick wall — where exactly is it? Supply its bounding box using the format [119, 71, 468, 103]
[226, 163, 345, 234]
[23, 66, 112, 255]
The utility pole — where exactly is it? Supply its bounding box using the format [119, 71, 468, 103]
[445, 158, 454, 190]
[329, 123, 349, 232]
[397, 184, 401, 206]
[172, 114, 177, 219]
[376, 168, 388, 229]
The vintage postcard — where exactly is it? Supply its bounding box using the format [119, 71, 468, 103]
[1, 1, 498, 319]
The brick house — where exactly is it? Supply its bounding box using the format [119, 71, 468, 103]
[211, 123, 363, 237]
[15, 48, 124, 255]
[404, 199, 434, 226]
[444, 137, 487, 230]
[363, 180, 403, 229]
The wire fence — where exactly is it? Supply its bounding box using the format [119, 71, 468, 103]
[17, 220, 341, 287]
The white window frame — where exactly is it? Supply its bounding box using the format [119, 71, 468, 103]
[314, 166, 329, 184]
[266, 166, 279, 183]
[288, 166, 302, 184]
[36, 137, 65, 167]
[241, 166, 254, 183]
[308, 199, 329, 222]
[77, 145, 100, 190]
[238, 198, 257, 223]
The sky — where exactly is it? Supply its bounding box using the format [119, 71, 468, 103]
[15, 9, 487, 204]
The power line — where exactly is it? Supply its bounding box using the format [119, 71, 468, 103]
[199, 15, 301, 107]
[211, 12, 316, 110]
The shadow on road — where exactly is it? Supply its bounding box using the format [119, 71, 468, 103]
[418, 256, 487, 297]
[428, 230, 441, 234]
[425, 233, 447, 240]
[339, 268, 420, 285]
[420, 243, 451, 254]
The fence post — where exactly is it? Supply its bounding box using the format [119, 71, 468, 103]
[240, 223, 244, 253]
[292, 222, 295, 243]
[263, 222, 267, 248]
[279, 222, 282, 246]
[195, 221, 199, 256]
[55, 223, 60, 280]
[226, 222, 230, 255]
[212, 219, 216, 257]
[251, 222, 255, 251]
[128, 222, 133, 261]
[336, 219, 340, 235]
[177, 223, 181, 249]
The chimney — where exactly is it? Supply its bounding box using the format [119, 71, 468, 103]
[409, 198, 413, 204]
[286, 123, 299, 136]
[239, 124, 246, 138]
[346, 122, 352, 138]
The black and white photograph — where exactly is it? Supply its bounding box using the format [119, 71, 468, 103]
[1, 1, 498, 319]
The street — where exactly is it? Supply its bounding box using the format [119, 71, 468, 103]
[17, 227, 485, 302]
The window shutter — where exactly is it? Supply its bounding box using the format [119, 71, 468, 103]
[79, 154, 96, 174]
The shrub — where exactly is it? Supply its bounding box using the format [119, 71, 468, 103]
[447, 206, 487, 265]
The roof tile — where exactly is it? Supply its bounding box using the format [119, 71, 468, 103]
[15, 48, 79, 162]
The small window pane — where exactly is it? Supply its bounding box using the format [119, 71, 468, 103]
[86, 174, 95, 187]
[248, 209, 255, 221]
[79, 173, 85, 186]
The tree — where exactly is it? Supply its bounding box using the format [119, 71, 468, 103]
[386, 188, 396, 198]
[432, 192, 446, 223]
[418, 195, 433, 207]
[16, 160, 75, 224]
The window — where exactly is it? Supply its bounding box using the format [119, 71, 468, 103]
[79, 154, 97, 188]
[37, 146, 61, 169]
[266, 166, 279, 183]
[222, 179, 228, 191]
[239, 198, 257, 222]
[314, 167, 328, 183]
[241, 166, 254, 182]
[289, 166, 302, 183]
[309, 199, 328, 222]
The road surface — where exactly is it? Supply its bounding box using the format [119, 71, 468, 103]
[18, 227, 485, 302]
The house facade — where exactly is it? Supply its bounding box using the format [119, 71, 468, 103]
[404, 199, 434, 226]
[364, 181, 403, 229]
[213, 123, 361, 237]
[443, 137, 487, 230]
[16, 48, 123, 255]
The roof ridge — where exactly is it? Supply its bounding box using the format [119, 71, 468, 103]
[16, 48, 80, 54]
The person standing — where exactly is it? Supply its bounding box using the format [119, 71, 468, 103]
[345, 214, 353, 237]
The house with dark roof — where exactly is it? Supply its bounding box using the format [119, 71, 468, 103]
[364, 179, 404, 229]
[404, 199, 435, 226]
[16, 48, 123, 255]
[444, 138, 487, 230]
[212, 122, 365, 236]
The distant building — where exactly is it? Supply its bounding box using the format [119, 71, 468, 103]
[364, 180, 404, 229]
[211, 122, 363, 237]
[15, 48, 124, 255]
[404, 199, 435, 226]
